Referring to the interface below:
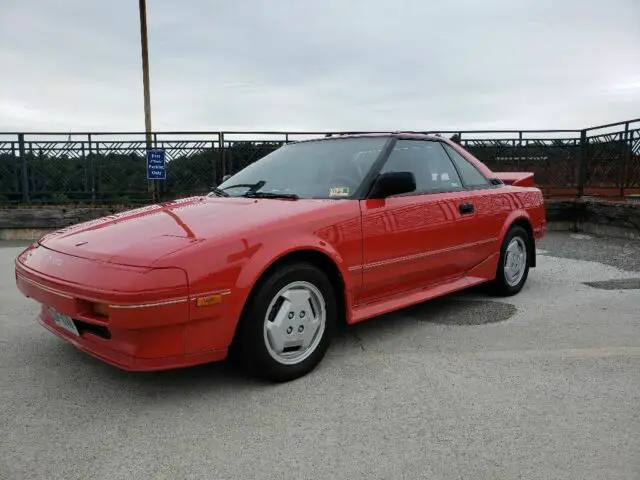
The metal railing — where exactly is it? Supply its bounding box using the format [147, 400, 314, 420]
[0, 119, 638, 205]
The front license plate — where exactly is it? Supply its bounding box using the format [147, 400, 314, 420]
[48, 307, 80, 336]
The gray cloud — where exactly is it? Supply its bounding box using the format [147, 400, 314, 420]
[1, 0, 638, 132]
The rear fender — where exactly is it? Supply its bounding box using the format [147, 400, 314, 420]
[499, 210, 536, 268]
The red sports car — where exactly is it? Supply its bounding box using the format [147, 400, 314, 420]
[15, 134, 546, 382]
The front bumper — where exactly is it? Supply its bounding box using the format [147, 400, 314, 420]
[37, 307, 227, 371]
[15, 244, 231, 371]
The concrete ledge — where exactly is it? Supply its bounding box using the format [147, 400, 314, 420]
[0, 228, 51, 241]
[0, 205, 125, 241]
[1, 199, 640, 242]
[546, 198, 640, 240]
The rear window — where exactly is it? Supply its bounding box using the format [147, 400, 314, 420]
[442, 144, 490, 188]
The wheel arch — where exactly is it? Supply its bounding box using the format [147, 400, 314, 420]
[228, 247, 351, 350]
[502, 214, 536, 268]
[253, 248, 349, 320]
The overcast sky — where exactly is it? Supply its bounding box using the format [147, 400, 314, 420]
[0, 0, 638, 132]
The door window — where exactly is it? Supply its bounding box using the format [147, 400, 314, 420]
[380, 140, 464, 194]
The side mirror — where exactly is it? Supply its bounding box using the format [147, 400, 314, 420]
[369, 171, 416, 198]
[222, 174, 232, 182]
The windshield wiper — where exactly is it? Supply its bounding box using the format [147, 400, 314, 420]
[220, 180, 266, 193]
[209, 187, 229, 197]
[243, 191, 299, 200]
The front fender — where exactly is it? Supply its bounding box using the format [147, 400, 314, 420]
[155, 229, 357, 351]
[229, 233, 354, 323]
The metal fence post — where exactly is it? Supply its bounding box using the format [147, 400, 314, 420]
[81, 140, 87, 198]
[577, 129, 587, 198]
[18, 133, 29, 203]
[219, 132, 225, 184]
[88, 133, 95, 203]
[11, 141, 18, 194]
[518, 131, 523, 169]
[621, 122, 630, 198]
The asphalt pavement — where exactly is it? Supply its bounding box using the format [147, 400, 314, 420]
[1, 231, 639, 480]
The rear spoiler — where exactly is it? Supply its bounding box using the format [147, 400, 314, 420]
[490, 172, 535, 188]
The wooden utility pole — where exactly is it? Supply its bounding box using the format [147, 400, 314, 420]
[139, 0, 155, 201]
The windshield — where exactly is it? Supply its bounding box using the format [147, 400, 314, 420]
[214, 137, 388, 199]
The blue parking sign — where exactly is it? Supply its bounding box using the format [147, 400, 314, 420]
[146, 149, 166, 180]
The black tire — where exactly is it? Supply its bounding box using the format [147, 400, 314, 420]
[486, 225, 531, 297]
[234, 262, 337, 383]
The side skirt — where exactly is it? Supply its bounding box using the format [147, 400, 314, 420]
[349, 252, 500, 325]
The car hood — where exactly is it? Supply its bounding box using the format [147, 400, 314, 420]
[37, 196, 341, 267]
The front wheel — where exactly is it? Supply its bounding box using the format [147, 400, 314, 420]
[235, 262, 337, 382]
[487, 225, 531, 296]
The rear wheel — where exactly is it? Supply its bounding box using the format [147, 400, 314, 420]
[235, 262, 337, 382]
[487, 225, 531, 296]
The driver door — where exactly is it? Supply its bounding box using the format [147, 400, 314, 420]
[356, 139, 474, 305]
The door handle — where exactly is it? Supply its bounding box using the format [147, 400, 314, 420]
[459, 202, 475, 215]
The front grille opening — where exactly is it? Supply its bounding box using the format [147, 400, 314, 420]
[75, 300, 110, 321]
[74, 319, 111, 339]
[91, 302, 110, 319]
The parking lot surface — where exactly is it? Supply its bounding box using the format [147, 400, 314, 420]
[1, 232, 639, 479]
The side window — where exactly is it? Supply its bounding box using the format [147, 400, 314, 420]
[380, 140, 463, 193]
[442, 143, 490, 188]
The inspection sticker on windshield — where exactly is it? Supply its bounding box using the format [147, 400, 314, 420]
[329, 187, 350, 197]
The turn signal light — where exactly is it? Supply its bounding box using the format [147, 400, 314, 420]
[92, 303, 110, 317]
[196, 295, 223, 307]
